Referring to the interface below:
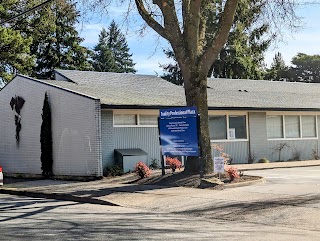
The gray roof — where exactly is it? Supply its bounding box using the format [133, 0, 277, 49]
[44, 70, 186, 107]
[206, 78, 320, 110]
[37, 69, 320, 110]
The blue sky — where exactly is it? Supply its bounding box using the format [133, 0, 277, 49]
[78, 3, 320, 75]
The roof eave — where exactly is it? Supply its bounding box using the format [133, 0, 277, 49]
[101, 104, 320, 112]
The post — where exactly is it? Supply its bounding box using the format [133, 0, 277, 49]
[158, 117, 165, 176]
[160, 150, 165, 176]
[197, 115, 204, 179]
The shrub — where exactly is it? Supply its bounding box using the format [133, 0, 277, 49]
[225, 166, 240, 181]
[166, 157, 182, 173]
[312, 147, 320, 160]
[248, 151, 255, 164]
[104, 165, 124, 177]
[149, 159, 160, 169]
[135, 161, 151, 178]
[258, 158, 270, 163]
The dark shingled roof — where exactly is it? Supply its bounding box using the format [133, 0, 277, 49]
[37, 69, 320, 110]
[44, 70, 186, 107]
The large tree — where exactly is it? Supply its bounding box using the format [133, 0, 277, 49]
[161, 0, 272, 85]
[91, 27, 119, 72]
[35, 0, 92, 78]
[108, 20, 136, 73]
[0, 1, 33, 84]
[265, 52, 289, 81]
[290, 53, 320, 83]
[91, 21, 136, 73]
[14, 0, 92, 79]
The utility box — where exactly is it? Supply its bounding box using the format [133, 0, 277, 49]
[114, 149, 148, 173]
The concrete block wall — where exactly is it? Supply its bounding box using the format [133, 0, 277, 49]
[0, 76, 102, 177]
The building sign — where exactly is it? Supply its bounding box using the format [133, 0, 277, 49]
[159, 107, 199, 156]
[214, 157, 225, 173]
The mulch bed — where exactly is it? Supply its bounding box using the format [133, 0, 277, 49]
[129, 171, 261, 189]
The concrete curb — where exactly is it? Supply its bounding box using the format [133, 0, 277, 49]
[222, 177, 266, 189]
[0, 188, 120, 206]
[237, 163, 320, 171]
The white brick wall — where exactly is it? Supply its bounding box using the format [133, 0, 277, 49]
[0, 76, 102, 177]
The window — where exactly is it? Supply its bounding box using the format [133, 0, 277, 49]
[285, 115, 300, 138]
[139, 115, 158, 126]
[113, 114, 158, 126]
[302, 116, 316, 137]
[267, 115, 283, 138]
[209, 116, 227, 140]
[209, 115, 247, 140]
[267, 115, 317, 139]
[114, 114, 137, 125]
[229, 116, 247, 139]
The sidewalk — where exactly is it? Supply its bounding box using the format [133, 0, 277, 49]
[1, 160, 320, 207]
[230, 159, 320, 171]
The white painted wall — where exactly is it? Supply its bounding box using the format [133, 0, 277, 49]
[0, 76, 102, 177]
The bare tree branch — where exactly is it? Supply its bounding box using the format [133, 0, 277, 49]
[134, 0, 170, 40]
[152, 0, 182, 44]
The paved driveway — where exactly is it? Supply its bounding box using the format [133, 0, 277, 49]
[243, 166, 320, 196]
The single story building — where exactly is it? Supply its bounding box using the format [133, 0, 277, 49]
[1, 69, 320, 177]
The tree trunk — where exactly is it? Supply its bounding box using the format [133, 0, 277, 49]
[183, 68, 213, 174]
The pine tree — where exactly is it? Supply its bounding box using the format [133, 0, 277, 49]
[40, 92, 53, 178]
[0, 1, 33, 84]
[91, 28, 118, 72]
[27, 0, 92, 79]
[265, 52, 289, 81]
[106, 20, 136, 73]
[208, 0, 271, 80]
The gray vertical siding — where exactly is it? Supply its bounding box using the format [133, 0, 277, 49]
[248, 112, 269, 161]
[212, 141, 249, 164]
[114, 127, 160, 165]
[101, 110, 115, 168]
[267, 140, 317, 161]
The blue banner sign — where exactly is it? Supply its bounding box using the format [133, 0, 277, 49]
[159, 107, 199, 157]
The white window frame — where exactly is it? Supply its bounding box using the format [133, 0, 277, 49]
[113, 111, 158, 127]
[209, 113, 249, 142]
[267, 114, 318, 140]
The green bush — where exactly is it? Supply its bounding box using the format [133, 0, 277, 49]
[258, 158, 270, 163]
[104, 165, 124, 177]
[149, 159, 160, 169]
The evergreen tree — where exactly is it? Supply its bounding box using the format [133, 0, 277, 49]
[40, 92, 53, 178]
[290, 53, 320, 83]
[106, 20, 136, 73]
[91, 28, 118, 72]
[160, 0, 271, 84]
[159, 49, 183, 85]
[265, 52, 289, 81]
[208, 0, 271, 80]
[0, 1, 33, 84]
[24, 0, 92, 79]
